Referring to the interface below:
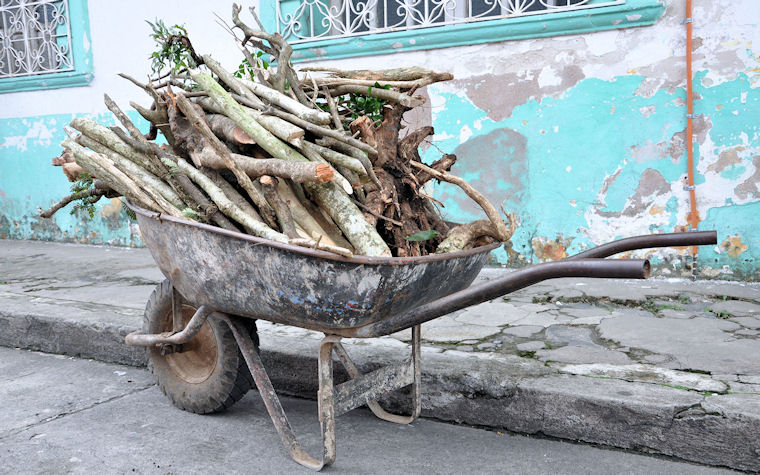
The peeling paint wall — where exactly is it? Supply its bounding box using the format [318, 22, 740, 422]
[295, 0, 760, 280]
[2, 1, 759, 280]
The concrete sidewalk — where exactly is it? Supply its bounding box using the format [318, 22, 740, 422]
[1, 239, 759, 471]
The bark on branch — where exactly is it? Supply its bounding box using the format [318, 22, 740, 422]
[409, 161, 513, 242]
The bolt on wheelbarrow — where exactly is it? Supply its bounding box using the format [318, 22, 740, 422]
[123, 200, 717, 470]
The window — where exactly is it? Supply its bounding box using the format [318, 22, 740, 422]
[261, 0, 664, 61]
[278, 0, 611, 42]
[0, 0, 92, 93]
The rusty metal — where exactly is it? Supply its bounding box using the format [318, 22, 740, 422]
[171, 286, 184, 333]
[125, 305, 212, 347]
[222, 314, 329, 470]
[129, 200, 496, 334]
[123, 200, 718, 470]
[163, 301, 218, 383]
[567, 230, 717, 260]
[332, 326, 421, 423]
[347, 258, 652, 338]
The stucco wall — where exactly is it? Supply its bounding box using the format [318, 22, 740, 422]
[1, 1, 758, 279]
[0, 0, 260, 245]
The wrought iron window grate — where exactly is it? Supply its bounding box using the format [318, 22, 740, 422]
[0, 0, 74, 79]
[276, 0, 625, 43]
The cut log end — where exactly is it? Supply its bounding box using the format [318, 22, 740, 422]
[232, 127, 256, 145]
[315, 163, 334, 183]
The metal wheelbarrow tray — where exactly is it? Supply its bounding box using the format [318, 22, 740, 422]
[124, 201, 717, 470]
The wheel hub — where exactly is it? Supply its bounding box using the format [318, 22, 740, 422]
[163, 304, 218, 384]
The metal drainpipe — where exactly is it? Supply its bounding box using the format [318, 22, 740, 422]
[685, 0, 700, 280]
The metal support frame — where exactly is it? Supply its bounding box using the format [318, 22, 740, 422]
[124, 304, 212, 347]
[221, 314, 421, 471]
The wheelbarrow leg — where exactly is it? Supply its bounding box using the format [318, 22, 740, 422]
[221, 315, 333, 471]
[331, 325, 422, 424]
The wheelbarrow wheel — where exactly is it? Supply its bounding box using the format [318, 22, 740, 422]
[143, 279, 259, 414]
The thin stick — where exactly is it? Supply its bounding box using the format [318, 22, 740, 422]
[175, 92, 277, 227]
[353, 198, 403, 226]
[38, 189, 106, 219]
[322, 86, 344, 131]
[260, 175, 298, 238]
[409, 161, 511, 241]
[170, 156, 288, 242]
[330, 85, 424, 108]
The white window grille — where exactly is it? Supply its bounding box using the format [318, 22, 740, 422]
[0, 0, 74, 79]
[277, 0, 625, 43]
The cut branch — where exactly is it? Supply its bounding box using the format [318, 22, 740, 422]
[240, 78, 331, 125]
[410, 161, 513, 242]
[38, 188, 106, 219]
[331, 85, 425, 108]
[171, 155, 288, 242]
[260, 175, 298, 238]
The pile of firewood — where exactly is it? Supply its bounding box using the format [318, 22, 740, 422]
[40, 4, 516, 258]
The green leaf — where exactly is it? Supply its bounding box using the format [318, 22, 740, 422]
[404, 230, 440, 242]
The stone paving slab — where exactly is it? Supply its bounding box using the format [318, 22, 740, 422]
[1, 239, 759, 470]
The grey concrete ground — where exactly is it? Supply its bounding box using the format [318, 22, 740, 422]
[1, 239, 759, 470]
[0, 347, 731, 474]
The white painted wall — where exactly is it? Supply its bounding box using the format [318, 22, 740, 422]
[0, 0, 261, 119]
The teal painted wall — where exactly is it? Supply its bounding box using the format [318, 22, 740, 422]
[421, 71, 760, 279]
[0, 112, 145, 246]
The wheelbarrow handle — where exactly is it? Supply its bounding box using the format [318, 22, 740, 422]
[349, 230, 718, 338]
[351, 258, 650, 338]
[567, 230, 717, 259]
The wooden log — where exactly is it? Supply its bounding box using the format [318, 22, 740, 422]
[296, 141, 353, 195]
[331, 85, 424, 108]
[305, 75, 453, 90]
[300, 66, 452, 82]
[195, 97, 304, 146]
[201, 54, 266, 108]
[170, 156, 289, 243]
[76, 134, 185, 210]
[304, 142, 366, 175]
[62, 162, 84, 181]
[109, 127, 238, 230]
[193, 71, 390, 256]
[174, 92, 278, 228]
[63, 139, 162, 213]
[206, 114, 256, 145]
[73, 137, 184, 219]
[240, 77, 332, 125]
[313, 136, 380, 188]
[202, 167, 263, 232]
[70, 118, 161, 176]
[282, 182, 354, 250]
[260, 175, 298, 238]
[195, 149, 334, 183]
[253, 101, 378, 158]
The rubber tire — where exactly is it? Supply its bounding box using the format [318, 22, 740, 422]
[144, 279, 259, 414]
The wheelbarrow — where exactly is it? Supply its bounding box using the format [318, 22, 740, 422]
[124, 200, 717, 470]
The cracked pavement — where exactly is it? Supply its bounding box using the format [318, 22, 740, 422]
[0, 347, 732, 474]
